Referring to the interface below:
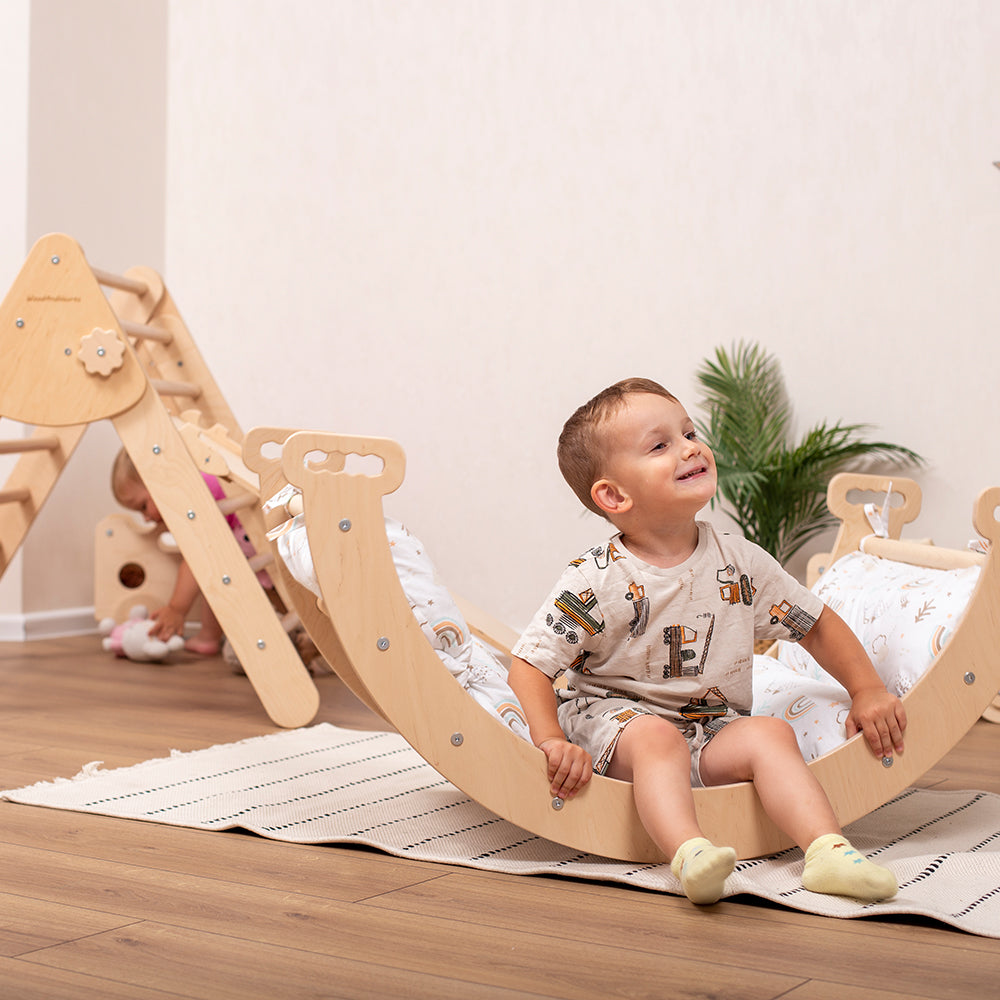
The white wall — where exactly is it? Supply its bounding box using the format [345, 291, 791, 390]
[16, 0, 167, 626]
[0, 0, 30, 619]
[7, 2, 998, 634]
[165, 0, 1000, 631]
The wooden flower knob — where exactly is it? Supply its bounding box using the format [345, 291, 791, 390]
[78, 327, 126, 376]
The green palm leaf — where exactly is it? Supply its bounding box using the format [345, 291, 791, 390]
[695, 342, 922, 565]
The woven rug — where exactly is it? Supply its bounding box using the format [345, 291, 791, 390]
[3, 722, 999, 937]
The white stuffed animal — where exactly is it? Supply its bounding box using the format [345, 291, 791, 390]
[99, 605, 185, 663]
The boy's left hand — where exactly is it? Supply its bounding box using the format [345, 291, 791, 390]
[150, 605, 185, 641]
[846, 687, 907, 759]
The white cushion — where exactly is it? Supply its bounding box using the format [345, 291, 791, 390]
[753, 550, 980, 759]
[277, 513, 530, 740]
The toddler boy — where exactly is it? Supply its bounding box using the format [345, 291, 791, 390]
[509, 378, 905, 904]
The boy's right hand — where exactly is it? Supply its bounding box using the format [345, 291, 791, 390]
[537, 738, 592, 800]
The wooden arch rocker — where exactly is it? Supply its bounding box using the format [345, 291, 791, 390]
[245, 429, 1000, 861]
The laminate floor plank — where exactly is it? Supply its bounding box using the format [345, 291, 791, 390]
[1, 634, 998, 1000]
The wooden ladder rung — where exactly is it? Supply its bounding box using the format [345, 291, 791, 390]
[151, 378, 201, 399]
[121, 319, 173, 345]
[217, 493, 257, 516]
[0, 435, 60, 455]
[92, 266, 149, 296]
[248, 552, 274, 573]
[0, 487, 30, 504]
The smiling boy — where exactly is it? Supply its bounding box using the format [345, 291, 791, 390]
[509, 378, 905, 904]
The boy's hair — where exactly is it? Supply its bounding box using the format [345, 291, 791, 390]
[110, 447, 140, 505]
[558, 377, 679, 518]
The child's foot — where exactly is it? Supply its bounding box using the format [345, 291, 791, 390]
[802, 833, 897, 901]
[185, 635, 222, 656]
[670, 837, 736, 905]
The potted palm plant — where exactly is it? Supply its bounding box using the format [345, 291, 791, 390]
[695, 341, 922, 566]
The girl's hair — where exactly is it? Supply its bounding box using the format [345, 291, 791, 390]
[557, 377, 678, 517]
[110, 447, 141, 505]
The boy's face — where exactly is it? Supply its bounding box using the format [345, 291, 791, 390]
[594, 393, 717, 521]
[118, 479, 163, 525]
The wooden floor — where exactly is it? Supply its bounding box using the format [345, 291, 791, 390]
[2, 636, 1000, 1000]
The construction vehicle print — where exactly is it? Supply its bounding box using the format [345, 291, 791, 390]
[768, 600, 817, 641]
[548, 588, 604, 643]
[662, 623, 699, 678]
[679, 686, 729, 722]
[626, 581, 650, 638]
[570, 541, 625, 572]
[717, 564, 755, 606]
[610, 706, 645, 726]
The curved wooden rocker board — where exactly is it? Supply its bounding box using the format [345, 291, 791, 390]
[265, 431, 1000, 861]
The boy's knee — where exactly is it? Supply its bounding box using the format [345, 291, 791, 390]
[620, 713, 688, 757]
[753, 713, 793, 735]
[745, 714, 802, 754]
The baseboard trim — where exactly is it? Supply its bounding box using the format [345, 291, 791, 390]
[0, 606, 98, 641]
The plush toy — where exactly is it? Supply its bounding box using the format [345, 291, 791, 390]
[99, 605, 185, 663]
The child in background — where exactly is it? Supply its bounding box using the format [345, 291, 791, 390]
[509, 378, 906, 905]
[111, 447, 274, 656]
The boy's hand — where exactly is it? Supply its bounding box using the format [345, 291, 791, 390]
[537, 738, 592, 800]
[150, 605, 185, 641]
[846, 687, 907, 759]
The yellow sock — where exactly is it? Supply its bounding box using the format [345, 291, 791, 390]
[802, 833, 898, 901]
[670, 837, 736, 905]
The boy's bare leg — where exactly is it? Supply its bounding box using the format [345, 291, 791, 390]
[699, 715, 897, 901]
[699, 715, 839, 847]
[186, 604, 224, 656]
[607, 716, 735, 903]
[606, 715, 702, 854]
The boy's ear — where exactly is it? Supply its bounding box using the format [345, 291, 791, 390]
[591, 479, 632, 516]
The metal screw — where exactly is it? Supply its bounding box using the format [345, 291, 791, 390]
[376, 636, 390, 651]
[257, 639, 266, 650]
[964, 672, 976, 685]
[222, 575, 231, 585]
[339, 519, 352, 532]
[97, 347, 106, 356]
[51, 255, 60, 264]
[64, 348, 71, 355]
[551, 797, 564, 811]
[15, 318, 24, 328]
[450, 733, 464, 747]
[187, 510, 196, 519]
[152, 445, 161, 455]
[881, 756, 894, 768]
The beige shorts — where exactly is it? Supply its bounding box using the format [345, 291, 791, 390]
[555, 695, 744, 789]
